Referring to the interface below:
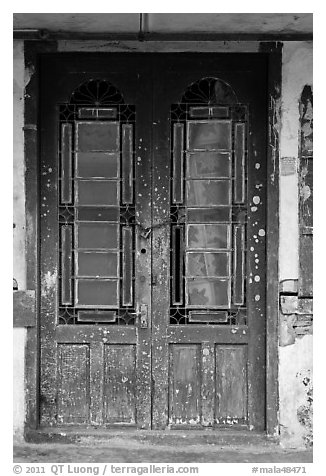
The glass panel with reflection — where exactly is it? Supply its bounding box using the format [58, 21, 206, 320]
[187, 224, 230, 249]
[76, 251, 118, 277]
[76, 180, 118, 206]
[187, 252, 230, 277]
[77, 223, 119, 249]
[187, 121, 231, 150]
[76, 152, 119, 178]
[76, 122, 119, 152]
[186, 278, 230, 307]
[187, 151, 231, 178]
[186, 180, 231, 206]
[76, 279, 119, 307]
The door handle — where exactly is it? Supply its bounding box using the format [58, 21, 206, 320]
[130, 304, 148, 328]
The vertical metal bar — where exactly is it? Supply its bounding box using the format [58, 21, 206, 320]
[172, 123, 184, 204]
[60, 123, 72, 204]
[122, 226, 133, 306]
[61, 224, 73, 305]
[233, 224, 245, 305]
[234, 123, 245, 204]
[122, 124, 134, 204]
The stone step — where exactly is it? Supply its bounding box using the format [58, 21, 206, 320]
[25, 427, 278, 448]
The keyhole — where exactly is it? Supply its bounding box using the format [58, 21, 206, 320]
[141, 248, 146, 254]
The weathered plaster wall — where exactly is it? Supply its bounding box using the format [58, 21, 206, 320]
[13, 40, 26, 290]
[279, 335, 313, 447]
[13, 39, 26, 441]
[13, 328, 26, 440]
[279, 41, 313, 448]
[279, 42, 313, 281]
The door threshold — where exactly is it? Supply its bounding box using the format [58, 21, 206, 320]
[25, 426, 277, 446]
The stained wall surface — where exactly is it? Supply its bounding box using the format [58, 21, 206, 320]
[278, 41, 313, 448]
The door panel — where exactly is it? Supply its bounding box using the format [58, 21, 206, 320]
[151, 55, 267, 430]
[40, 55, 152, 428]
[40, 53, 267, 430]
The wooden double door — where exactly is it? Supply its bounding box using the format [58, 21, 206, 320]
[39, 53, 267, 430]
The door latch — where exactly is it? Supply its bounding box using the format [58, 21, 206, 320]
[139, 304, 148, 328]
[131, 304, 148, 328]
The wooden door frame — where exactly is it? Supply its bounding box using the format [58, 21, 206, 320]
[23, 40, 281, 437]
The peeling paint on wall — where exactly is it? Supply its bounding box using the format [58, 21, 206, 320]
[278, 42, 313, 449]
[279, 335, 313, 448]
[24, 62, 35, 90]
[279, 42, 312, 282]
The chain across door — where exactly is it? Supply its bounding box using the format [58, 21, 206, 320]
[40, 54, 267, 430]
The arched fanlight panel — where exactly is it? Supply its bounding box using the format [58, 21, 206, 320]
[70, 79, 125, 105]
[181, 77, 238, 105]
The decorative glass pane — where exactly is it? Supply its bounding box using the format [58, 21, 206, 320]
[232, 207, 247, 224]
[233, 225, 245, 306]
[234, 123, 245, 203]
[170, 94, 249, 326]
[186, 180, 231, 206]
[77, 310, 117, 322]
[76, 122, 119, 152]
[78, 107, 117, 119]
[187, 224, 230, 249]
[172, 226, 184, 305]
[189, 106, 210, 118]
[181, 77, 237, 105]
[188, 311, 228, 323]
[77, 223, 118, 249]
[232, 105, 247, 122]
[60, 123, 72, 203]
[187, 208, 231, 223]
[71, 79, 124, 106]
[189, 106, 229, 119]
[76, 152, 119, 178]
[76, 207, 119, 222]
[187, 152, 231, 178]
[122, 124, 134, 204]
[76, 279, 119, 307]
[61, 225, 72, 305]
[211, 106, 229, 118]
[187, 121, 231, 150]
[58, 99, 136, 325]
[172, 123, 184, 204]
[186, 278, 230, 307]
[187, 252, 230, 277]
[76, 180, 118, 206]
[122, 227, 133, 306]
[76, 252, 118, 277]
